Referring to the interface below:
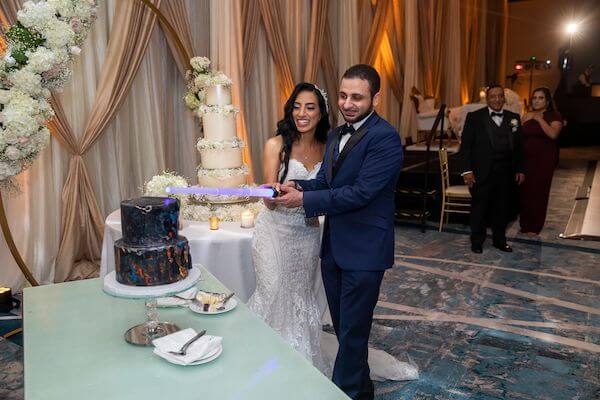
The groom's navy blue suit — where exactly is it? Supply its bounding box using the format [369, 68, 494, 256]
[295, 112, 403, 400]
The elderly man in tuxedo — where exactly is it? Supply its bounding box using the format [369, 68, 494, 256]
[460, 84, 525, 253]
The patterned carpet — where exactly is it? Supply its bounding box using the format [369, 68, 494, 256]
[2, 154, 599, 400]
[372, 156, 600, 399]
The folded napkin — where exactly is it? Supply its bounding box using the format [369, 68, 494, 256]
[153, 328, 222, 366]
[156, 287, 198, 307]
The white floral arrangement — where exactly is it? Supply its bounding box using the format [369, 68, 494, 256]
[196, 137, 245, 151]
[0, 0, 97, 184]
[197, 104, 239, 117]
[143, 171, 190, 206]
[182, 201, 264, 222]
[197, 165, 247, 178]
[184, 56, 232, 112]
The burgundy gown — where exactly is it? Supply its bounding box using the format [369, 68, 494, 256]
[519, 110, 562, 234]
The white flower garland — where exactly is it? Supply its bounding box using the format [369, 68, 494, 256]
[0, 0, 97, 183]
[182, 201, 264, 222]
[197, 104, 239, 116]
[196, 137, 245, 151]
[197, 165, 248, 178]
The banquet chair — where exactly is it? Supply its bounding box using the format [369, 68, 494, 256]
[438, 148, 471, 231]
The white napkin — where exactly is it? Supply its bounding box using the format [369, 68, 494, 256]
[152, 328, 222, 366]
[156, 287, 198, 307]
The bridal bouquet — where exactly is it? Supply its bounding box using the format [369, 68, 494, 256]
[0, 0, 98, 184]
[184, 56, 232, 111]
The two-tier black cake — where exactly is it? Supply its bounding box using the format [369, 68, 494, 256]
[114, 197, 192, 286]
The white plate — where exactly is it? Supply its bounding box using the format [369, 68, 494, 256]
[189, 298, 237, 315]
[188, 345, 223, 365]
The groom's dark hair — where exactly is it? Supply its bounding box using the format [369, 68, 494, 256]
[342, 64, 380, 97]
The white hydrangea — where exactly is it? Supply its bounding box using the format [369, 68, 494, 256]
[4, 146, 22, 161]
[25, 47, 58, 74]
[47, 0, 76, 18]
[8, 69, 43, 97]
[190, 57, 211, 72]
[18, 1, 57, 31]
[42, 19, 75, 49]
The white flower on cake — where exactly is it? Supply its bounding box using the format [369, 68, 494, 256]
[143, 171, 190, 206]
[197, 165, 247, 178]
[182, 201, 264, 222]
[196, 137, 245, 150]
[203, 72, 232, 88]
[190, 56, 211, 73]
[198, 104, 239, 116]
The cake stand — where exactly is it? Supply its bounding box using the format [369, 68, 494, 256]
[103, 265, 202, 346]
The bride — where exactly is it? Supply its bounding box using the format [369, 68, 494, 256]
[248, 82, 330, 371]
[248, 82, 418, 381]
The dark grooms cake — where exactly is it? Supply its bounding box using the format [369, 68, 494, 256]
[114, 197, 192, 286]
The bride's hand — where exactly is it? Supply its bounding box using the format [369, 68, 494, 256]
[261, 183, 279, 209]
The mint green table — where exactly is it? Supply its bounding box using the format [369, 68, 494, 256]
[24, 267, 348, 400]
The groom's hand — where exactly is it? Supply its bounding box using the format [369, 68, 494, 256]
[274, 185, 303, 208]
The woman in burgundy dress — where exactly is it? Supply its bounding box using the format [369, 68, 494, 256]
[519, 87, 563, 236]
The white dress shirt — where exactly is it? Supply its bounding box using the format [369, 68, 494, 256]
[488, 107, 504, 127]
[338, 111, 374, 153]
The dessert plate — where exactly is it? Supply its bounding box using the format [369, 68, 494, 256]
[189, 298, 237, 315]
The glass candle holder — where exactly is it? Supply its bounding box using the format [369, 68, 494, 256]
[209, 216, 219, 230]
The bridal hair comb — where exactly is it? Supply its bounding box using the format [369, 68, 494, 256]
[312, 84, 330, 114]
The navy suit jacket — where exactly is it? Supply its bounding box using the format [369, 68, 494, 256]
[295, 112, 403, 271]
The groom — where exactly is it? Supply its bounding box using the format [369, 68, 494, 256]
[275, 64, 403, 400]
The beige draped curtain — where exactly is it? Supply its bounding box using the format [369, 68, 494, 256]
[418, 0, 447, 102]
[460, 0, 485, 103]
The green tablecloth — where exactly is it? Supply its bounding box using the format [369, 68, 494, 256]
[24, 267, 347, 399]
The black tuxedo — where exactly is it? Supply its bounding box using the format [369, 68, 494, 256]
[459, 107, 524, 246]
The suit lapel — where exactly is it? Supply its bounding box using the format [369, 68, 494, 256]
[502, 115, 514, 150]
[483, 112, 495, 147]
[333, 125, 369, 178]
[326, 128, 341, 184]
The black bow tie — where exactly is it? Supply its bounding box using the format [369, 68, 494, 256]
[340, 124, 356, 136]
[491, 112, 504, 118]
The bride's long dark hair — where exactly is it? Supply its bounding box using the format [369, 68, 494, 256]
[276, 83, 330, 183]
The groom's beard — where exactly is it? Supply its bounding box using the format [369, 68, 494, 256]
[342, 105, 374, 125]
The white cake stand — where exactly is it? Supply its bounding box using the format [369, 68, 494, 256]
[103, 265, 202, 346]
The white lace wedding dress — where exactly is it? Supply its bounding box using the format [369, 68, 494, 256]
[248, 159, 327, 371]
[249, 159, 419, 381]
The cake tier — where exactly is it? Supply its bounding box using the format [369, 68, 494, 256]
[205, 85, 232, 106]
[114, 236, 192, 286]
[121, 197, 179, 246]
[197, 167, 247, 188]
[200, 107, 238, 141]
[200, 147, 243, 169]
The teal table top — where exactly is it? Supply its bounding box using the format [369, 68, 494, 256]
[24, 267, 347, 400]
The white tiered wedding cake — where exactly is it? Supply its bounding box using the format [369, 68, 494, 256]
[196, 84, 248, 189]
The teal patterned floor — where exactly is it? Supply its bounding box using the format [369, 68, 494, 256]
[372, 157, 600, 399]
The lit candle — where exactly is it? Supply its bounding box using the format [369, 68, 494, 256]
[240, 209, 254, 228]
[209, 216, 219, 230]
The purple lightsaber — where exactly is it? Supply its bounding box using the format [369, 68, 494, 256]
[165, 186, 279, 198]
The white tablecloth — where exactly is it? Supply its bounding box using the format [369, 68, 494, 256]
[100, 210, 327, 313]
